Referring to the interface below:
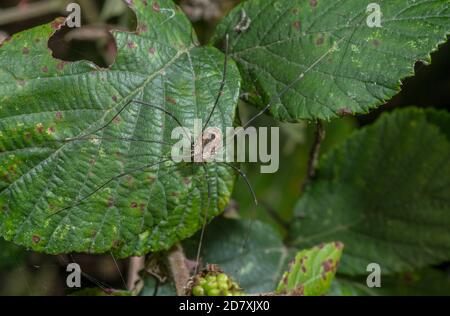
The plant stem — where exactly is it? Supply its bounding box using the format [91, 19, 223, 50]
[304, 120, 325, 188]
[127, 256, 145, 291]
[167, 243, 191, 296]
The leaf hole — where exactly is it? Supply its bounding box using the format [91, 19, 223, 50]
[48, 5, 136, 68]
[48, 24, 117, 68]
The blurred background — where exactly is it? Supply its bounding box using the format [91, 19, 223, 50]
[0, 0, 449, 295]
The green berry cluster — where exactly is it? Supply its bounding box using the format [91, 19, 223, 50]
[191, 273, 244, 296]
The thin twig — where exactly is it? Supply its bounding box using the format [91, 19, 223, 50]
[304, 120, 325, 190]
[127, 256, 145, 291]
[167, 244, 191, 296]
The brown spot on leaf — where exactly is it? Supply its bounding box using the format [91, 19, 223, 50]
[338, 108, 352, 116]
[56, 61, 67, 71]
[42, 66, 49, 73]
[372, 39, 380, 47]
[22, 47, 29, 55]
[143, 0, 148, 6]
[166, 96, 177, 105]
[32, 235, 41, 243]
[149, 47, 156, 55]
[282, 274, 288, 285]
[107, 198, 115, 208]
[335, 241, 344, 249]
[24, 132, 32, 141]
[139, 203, 146, 211]
[51, 17, 66, 30]
[152, 1, 161, 12]
[47, 126, 55, 134]
[293, 21, 301, 31]
[310, 0, 318, 7]
[291, 286, 305, 296]
[316, 37, 324, 45]
[322, 259, 335, 273]
[36, 123, 44, 134]
[127, 41, 137, 49]
[131, 202, 138, 208]
[292, 8, 299, 15]
[112, 95, 118, 102]
[55, 111, 62, 121]
[137, 23, 148, 34]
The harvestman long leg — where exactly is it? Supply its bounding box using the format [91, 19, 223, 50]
[194, 164, 212, 276]
[242, 36, 347, 129]
[202, 34, 229, 132]
[48, 158, 172, 217]
[191, 33, 261, 273]
[219, 162, 257, 206]
[64, 98, 191, 143]
[44, 98, 193, 215]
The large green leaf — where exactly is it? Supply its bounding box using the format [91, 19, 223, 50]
[0, 0, 241, 257]
[276, 242, 343, 296]
[213, 0, 450, 121]
[290, 108, 450, 274]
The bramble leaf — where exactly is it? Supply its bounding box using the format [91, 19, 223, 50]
[213, 0, 450, 121]
[0, 0, 241, 257]
[290, 108, 450, 274]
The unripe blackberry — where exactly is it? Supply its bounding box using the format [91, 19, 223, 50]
[189, 269, 245, 296]
[192, 285, 204, 296]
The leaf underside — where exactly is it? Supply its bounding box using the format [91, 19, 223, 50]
[0, 0, 241, 257]
[213, 0, 450, 121]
